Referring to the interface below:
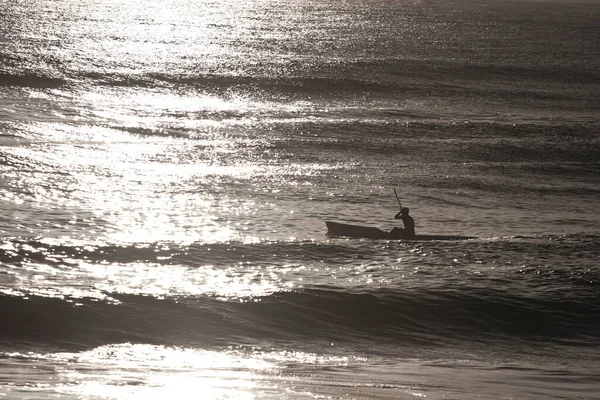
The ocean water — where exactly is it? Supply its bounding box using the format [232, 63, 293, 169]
[1, 0, 599, 398]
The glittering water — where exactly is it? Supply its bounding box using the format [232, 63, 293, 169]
[1, 0, 599, 398]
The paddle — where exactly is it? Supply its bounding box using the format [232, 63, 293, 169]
[393, 188, 402, 210]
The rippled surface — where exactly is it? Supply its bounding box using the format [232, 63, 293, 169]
[2, 0, 599, 245]
[1, 0, 600, 398]
[1, 343, 598, 400]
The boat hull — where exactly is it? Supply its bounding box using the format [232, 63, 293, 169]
[325, 221, 475, 241]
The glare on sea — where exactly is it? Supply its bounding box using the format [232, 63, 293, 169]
[18, 343, 356, 400]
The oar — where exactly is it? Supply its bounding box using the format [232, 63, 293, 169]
[393, 188, 402, 210]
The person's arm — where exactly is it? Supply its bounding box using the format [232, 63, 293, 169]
[394, 211, 402, 219]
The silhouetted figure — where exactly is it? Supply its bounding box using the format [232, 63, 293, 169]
[390, 207, 415, 239]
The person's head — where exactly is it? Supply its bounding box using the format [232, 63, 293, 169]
[401, 207, 409, 215]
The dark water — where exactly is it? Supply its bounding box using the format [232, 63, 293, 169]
[1, 0, 599, 398]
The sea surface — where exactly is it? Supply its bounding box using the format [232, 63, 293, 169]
[1, 0, 599, 398]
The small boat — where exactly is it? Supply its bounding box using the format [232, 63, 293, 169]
[325, 221, 475, 241]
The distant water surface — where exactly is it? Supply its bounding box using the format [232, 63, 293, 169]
[1, 0, 599, 398]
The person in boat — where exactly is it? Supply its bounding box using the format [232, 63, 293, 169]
[390, 207, 415, 239]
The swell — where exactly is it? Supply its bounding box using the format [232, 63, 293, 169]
[69, 58, 599, 111]
[0, 72, 66, 89]
[2, 235, 599, 350]
[1, 286, 599, 349]
[3, 235, 599, 269]
[79, 71, 395, 96]
[0, 239, 376, 267]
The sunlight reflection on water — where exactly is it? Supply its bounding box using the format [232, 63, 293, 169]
[3, 124, 339, 243]
[1, 259, 299, 303]
[56, 344, 276, 400]
[11, 343, 358, 400]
